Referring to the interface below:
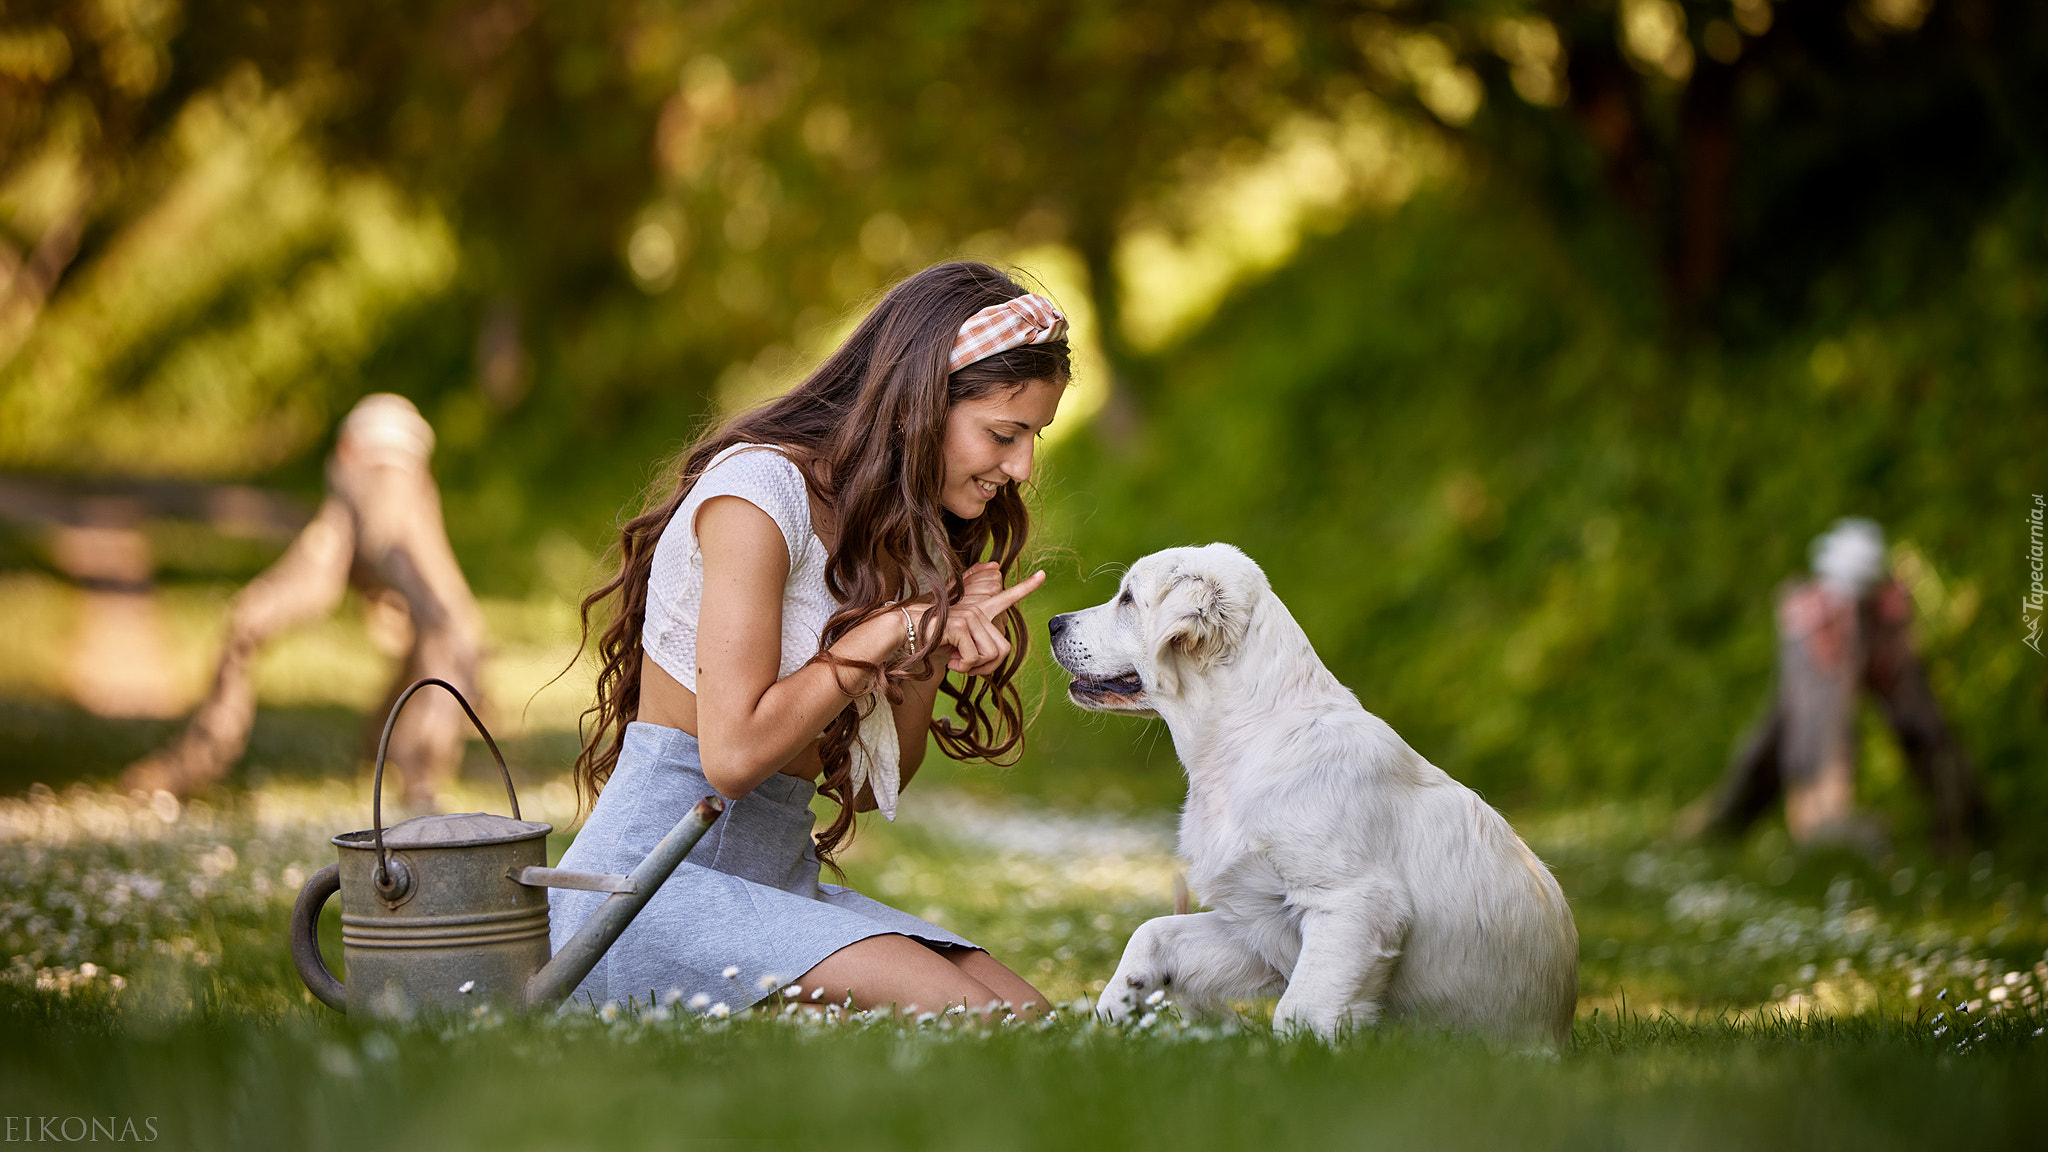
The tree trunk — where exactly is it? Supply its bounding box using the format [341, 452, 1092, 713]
[1679, 577, 1985, 856]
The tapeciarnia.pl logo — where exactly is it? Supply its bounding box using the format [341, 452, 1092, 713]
[0, 1117, 158, 1143]
[2027, 493, 2045, 655]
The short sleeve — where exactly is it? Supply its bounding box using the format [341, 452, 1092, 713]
[682, 446, 812, 565]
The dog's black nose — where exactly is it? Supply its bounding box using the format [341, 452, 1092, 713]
[1048, 613, 1070, 640]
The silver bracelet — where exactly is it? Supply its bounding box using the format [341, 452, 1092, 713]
[897, 604, 917, 657]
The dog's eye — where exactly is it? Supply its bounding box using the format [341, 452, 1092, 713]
[1118, 589, 1134, 607]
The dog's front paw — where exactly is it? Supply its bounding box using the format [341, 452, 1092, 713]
[1273, 996, 1377, 1041]
[1097, 967, 1167, 1025]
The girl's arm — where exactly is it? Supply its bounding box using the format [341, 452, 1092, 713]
[696, 498, 1043, 801]
[693, 496, 905, 798]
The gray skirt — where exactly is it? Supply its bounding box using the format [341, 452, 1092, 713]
[549, 721, 977, 1013]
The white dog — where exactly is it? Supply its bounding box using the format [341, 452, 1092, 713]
[1050, 544, 1578, 1045]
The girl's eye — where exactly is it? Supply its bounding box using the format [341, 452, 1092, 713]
[990, 430, 1017, 446]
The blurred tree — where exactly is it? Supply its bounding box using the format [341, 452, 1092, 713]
[1, 0, 2043, 557]
[1, 0, 1343, 560]
[1381, 0, 2048, 330]
[1, 0, 2042, 839]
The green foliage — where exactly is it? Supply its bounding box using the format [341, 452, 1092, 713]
[0, 0, 2041, 852]
[7, 0, 2041, 533]
[1026, 180, 2048, 846]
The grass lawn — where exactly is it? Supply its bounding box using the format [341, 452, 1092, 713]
[3, 718, 2045, 1151]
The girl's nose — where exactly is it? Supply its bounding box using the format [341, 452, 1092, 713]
[1002, 443, 1034, 484]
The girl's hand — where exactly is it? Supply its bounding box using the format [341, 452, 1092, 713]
[930, 562, 1045, 677]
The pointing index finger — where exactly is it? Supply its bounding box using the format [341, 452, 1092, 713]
[984, 569, 1046, 615]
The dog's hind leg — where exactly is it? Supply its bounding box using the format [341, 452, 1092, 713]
[1272, 882, 1411, 1041]
[1097, 911, 1285, 1024]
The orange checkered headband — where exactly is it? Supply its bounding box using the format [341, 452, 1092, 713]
[948, 293, 1069, 373]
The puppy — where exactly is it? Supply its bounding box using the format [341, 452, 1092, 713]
[1050, 544, 1578, 1045]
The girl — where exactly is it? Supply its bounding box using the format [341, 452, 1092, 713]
[556, 262, 1068, 1017]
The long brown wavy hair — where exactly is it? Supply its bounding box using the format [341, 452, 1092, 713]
[573, 262, 1071, 863]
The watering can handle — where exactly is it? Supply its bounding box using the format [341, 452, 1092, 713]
[289, 863, 346, 1011]
[371, 678, 519, 897]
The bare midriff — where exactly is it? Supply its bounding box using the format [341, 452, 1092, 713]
[633, 651, 824, 782]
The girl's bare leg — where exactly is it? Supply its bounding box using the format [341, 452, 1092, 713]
[793, 934, 1003, 1016]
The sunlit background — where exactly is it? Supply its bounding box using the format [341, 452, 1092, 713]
[2, 3, 2048, 1143]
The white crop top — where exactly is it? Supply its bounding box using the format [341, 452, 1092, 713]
[642, 443, 905, 818]
[644, 443, 833, 691]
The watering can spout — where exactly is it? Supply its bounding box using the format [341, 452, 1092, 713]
[524, 794, 725, 1010]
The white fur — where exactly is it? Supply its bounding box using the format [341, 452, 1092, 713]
[1049, 544, 1578, 1045]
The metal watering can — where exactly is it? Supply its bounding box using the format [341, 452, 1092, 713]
[289, 678, 723, 1018]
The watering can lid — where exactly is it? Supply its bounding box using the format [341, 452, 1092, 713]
[374, 812, 552, 848]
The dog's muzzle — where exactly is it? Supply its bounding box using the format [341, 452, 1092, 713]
[1047, 613, 1148, 708]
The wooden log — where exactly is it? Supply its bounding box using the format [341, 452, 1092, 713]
[123, 395, 485, 806]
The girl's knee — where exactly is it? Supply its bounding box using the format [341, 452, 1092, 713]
[945, 949, 1048, 1015]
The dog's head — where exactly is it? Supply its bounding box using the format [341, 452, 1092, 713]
[1048, 544, 1266, 714]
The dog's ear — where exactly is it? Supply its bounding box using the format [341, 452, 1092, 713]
[1148, 564, 1252, 695]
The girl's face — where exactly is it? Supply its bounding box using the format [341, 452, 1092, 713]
[939, 378, 1065, 518]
